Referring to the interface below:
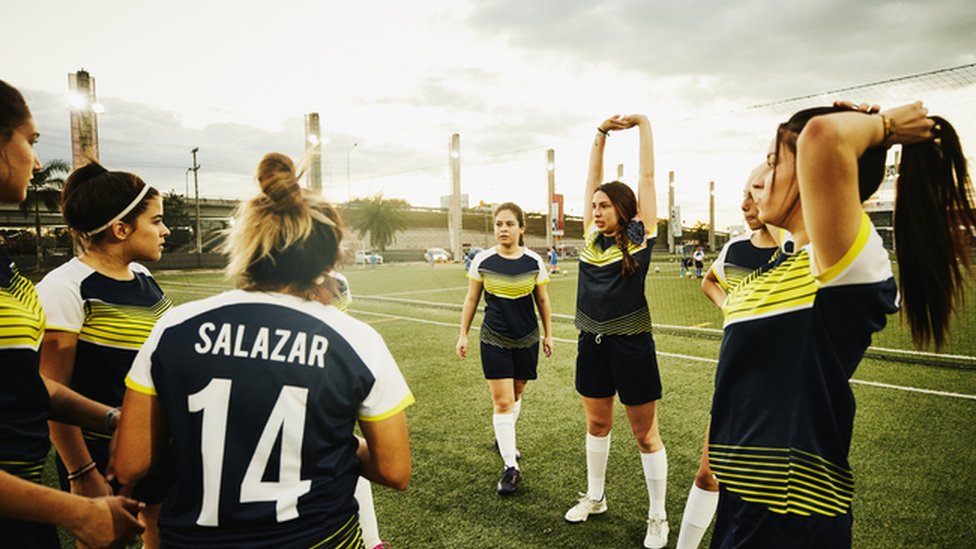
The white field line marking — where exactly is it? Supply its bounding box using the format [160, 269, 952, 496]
[349, 308, 976, 401]
[163, 284, 976, 365]
[379, 286, 469, 297]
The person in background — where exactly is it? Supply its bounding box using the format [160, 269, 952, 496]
[693, 246, 705, 278]
[549, 246, 560, 274]
[676, 163, 778, 549]
[457, 202, 553, 496]
[113, 152, 413, 548]
[0, 78, 144, 549]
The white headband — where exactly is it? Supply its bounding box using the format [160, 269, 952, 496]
[84, 184, 153, 238]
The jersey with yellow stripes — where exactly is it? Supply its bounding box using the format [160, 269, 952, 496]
[467, 246, 549, 348]
[36, 257, 172, 411]
[708, 231, 778, 293]
[576, 221, 657, 335]
[0, 249, 51, 480]
[710, 213, 898, 521]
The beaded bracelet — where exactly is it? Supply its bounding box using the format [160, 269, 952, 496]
[67, 461, 97, 481]
[596, 127, 609, 137]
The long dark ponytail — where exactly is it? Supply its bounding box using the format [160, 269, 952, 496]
[597, 181, 639, 277]
[782, 106, 975, 349]
[895, 117, 976, 349]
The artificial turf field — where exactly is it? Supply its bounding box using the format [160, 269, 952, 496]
[145, 260, 976, 548]
[53, 259, 976, 548]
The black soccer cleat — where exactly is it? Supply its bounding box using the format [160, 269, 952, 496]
[497, 466, 521, 495]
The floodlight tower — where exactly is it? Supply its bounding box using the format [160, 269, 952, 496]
[68, 69, 102, 169]
[304, 113, 323, 192]
[448, 134, 462, 262]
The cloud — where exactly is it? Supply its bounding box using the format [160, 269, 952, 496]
[467, 0, 976, 107]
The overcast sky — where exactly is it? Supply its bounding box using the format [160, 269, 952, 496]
[6, 0, 976, 231]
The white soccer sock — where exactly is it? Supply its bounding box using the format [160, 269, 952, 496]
[586, 432, 611, 501]
[355, 477, 381, 547]
[641, 447, 668, 518]
[676, 484, 719, 549]
[493, 413, 518, 468]
[512, 399, 522, 453]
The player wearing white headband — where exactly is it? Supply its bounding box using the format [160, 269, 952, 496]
[36, 161, 172, 548]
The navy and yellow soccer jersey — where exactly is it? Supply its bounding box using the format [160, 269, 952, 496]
[709, 213, 898, 527]
[36, 258, 172, 424]
[0, 249, 50, 483]
[125, 290, 414, 547]
[467, 247, 549, 348]
[708, 232, 779, 293]
[576, 221, 657, 335]
[330, 271, 351, 313]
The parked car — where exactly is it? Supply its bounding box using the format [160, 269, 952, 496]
[424, 247, 451, 263]
[355, 250, 384, 265]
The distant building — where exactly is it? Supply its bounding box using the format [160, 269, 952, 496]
[440, 194, 469, 210]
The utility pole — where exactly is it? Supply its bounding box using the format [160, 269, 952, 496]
[191, 148, 201, 254]
[708, 180, 716, 251]
[546, 149, 555, 251]
[667, 170, 675, 253]
[448, 134, 462, 262]
[304, 113, 322, 192]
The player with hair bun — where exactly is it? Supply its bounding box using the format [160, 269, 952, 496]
[113, 152, 413, 548]
[37, 160, 172, 547]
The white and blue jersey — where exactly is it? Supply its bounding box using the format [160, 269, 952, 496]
[125, 290, 414, 548]
[467, 247, 549, 348]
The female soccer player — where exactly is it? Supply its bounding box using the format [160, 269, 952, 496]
[564, 114, 669, 549]
[113, 152, 413, 548]
[676, 164, 778, 549]
[0, 78, 144, 548]
[709, 102, 975, 546]
[457, 202, 553, 495]
[323, 260, 389, 549]
[36, 160, 172, 547]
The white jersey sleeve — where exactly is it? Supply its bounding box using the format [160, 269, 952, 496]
[35, 259, 88, 333]
[358, 331, 414, 422]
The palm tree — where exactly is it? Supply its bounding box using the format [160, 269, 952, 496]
[346, 194, 408, 252]
[20, 159, 70, 270]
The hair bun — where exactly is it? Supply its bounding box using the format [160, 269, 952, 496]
[257, 153, 301, 209]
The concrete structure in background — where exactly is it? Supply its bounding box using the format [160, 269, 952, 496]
[667, 171, 676, 253]
[448, 133, 462, 261]
[546, 149, 555, 250]
[304, 113, 322, 191]
[68, 69, 100, 169]
[709, 179, 716, 250]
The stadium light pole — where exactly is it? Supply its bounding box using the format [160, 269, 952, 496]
[708, 180, 715, 251]
[191, 147, 201, 254]
[668, 170, 675, 253]
[546, 149, 555, 251]
[449, 134, 462, 262]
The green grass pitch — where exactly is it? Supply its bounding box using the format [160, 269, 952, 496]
[53, 260, 976, 548]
